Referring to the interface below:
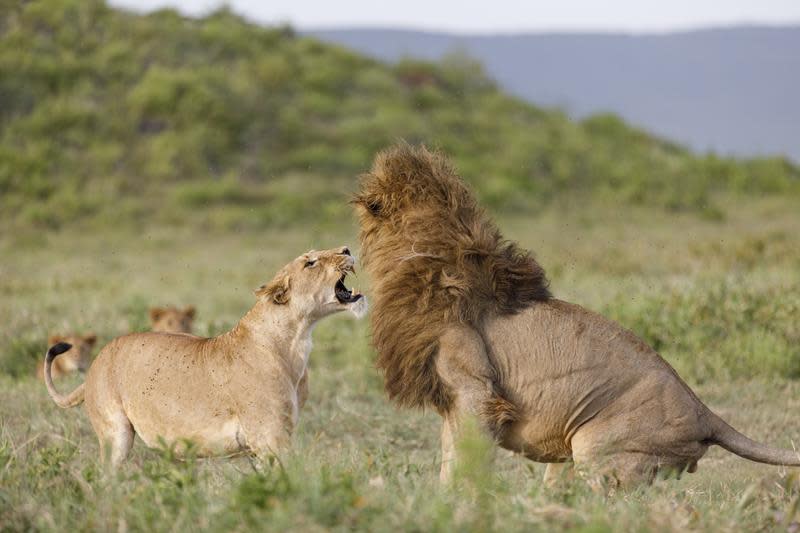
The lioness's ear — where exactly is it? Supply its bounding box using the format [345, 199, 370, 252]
[83, 333, 97, 346]
[183, 305, 196, 319]
[48, 335, 62, 346]
[149, 307, 164, 322]
[255, 274, 291, 305]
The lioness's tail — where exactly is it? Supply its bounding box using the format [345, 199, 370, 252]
[44, 342, 85, 408]
[708, 411, 800, 466]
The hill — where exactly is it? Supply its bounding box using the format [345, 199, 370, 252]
[310, 26, 800, 161]
[1, 1, 798, 230]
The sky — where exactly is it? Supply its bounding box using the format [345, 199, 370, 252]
[108, 0, 800, 33]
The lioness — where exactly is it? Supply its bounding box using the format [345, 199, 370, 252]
[149, 305, 196, 333]
[36, 333, 96, 381]
[353, 143, 800, 487]
[44, 247, 366, 466]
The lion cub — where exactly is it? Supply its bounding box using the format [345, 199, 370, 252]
[149, 305, 195, 333]
[36, 333, 96, 381]
[44, 247, 366, 466]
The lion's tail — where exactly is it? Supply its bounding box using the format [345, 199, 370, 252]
[44, 342, 86, 408]
[707, 410, 800, 466]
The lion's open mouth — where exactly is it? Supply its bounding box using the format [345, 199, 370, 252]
[335, 274, 362, 304]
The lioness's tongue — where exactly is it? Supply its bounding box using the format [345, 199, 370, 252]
[336, 279, 351, 299]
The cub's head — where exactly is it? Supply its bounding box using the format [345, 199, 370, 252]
[255, 246, 367, 320]
[149, 306, 196, 333]
[47, 333, 96, 373]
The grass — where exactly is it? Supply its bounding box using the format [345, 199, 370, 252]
[1, 195, 799, 531]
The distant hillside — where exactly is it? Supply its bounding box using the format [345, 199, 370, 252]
[1, 1, 798, 230]
[310, 27, 800, 161]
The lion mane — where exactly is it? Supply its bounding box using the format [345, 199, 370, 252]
[354, 143, 550, 413]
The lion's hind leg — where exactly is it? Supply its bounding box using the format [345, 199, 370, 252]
[571, 432, 700, 490]
[576, 452, 662, 490]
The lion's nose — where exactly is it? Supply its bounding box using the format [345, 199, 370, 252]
[340, 247, 351, 256]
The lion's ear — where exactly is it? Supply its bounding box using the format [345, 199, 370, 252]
[351, 193, 383, 216]
[183, 305, 196, 319]
[255, 274, 291, 305]
[149, 307, 164, 323]
[48, 335, 62, 346]
[83, 333, 97, 346]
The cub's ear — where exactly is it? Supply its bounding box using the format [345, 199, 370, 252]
[149, 307, 164, 323]
[83, 333, 97, 346]
[255, 273, 291, 305]
[183, 305, 196, 319]
[48, 335, 63, 346]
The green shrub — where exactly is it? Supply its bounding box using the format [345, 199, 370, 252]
[604, 280, 800, 382]
[2, 0, 798, 231]
[0, 333, 45, 378]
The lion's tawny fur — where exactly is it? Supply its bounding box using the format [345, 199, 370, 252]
[354, 143, 550, 412]
[355, 143, 800, 487]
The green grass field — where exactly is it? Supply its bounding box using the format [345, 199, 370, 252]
[1, 196, 799, 531]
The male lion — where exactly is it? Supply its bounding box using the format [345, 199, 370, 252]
[353, 143, 800, 487]
[44, 247, 366, 466]
[149, 305, 196, 333]
[36, 333, 96, 381]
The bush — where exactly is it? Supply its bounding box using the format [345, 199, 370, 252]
[1, 0, 798, 231]
[603, 280, 800, 382]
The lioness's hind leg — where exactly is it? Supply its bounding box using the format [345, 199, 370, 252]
[88, 399, 135, 467]
[95, 413, 135, 467]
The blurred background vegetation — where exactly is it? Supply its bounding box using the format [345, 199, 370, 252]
[2, 0, 799, 232]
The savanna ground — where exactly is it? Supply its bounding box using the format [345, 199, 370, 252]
[1, 195, 799, 531]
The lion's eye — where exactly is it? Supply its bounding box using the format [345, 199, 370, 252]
[304, 259, 318, 268]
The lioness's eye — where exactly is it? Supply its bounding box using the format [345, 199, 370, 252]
[304, 259, 317, 268]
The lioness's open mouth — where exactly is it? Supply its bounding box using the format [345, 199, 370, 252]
[335, 274, 362, 304]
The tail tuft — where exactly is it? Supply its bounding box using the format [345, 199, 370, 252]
[44, 342, 85, 409]
[47, 342, 73, 362]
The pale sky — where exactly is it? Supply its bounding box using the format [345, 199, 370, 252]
[109, 0, 800, 33]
